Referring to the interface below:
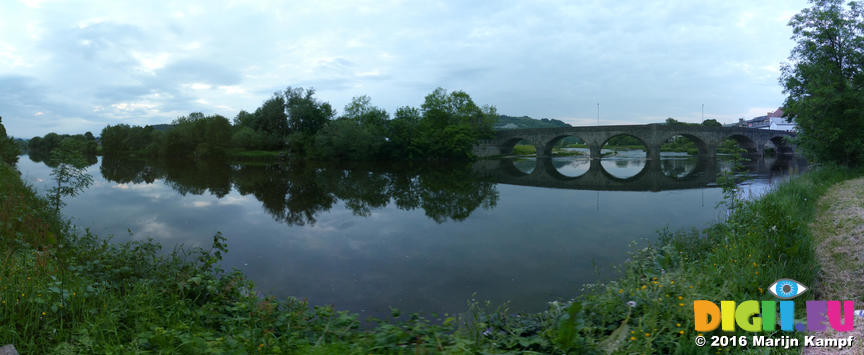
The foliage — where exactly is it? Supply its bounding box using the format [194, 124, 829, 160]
[312, 96, 389, 160]
[0, 116, 20, 166]
[100, 124, 161, 156]
[495, 115, 571, 130]
[701, 119, 722, 127]
[27, 132, 97, 165]
[46, 140, 94, 213]
[512, 144, 537, 155]
[386, 106, 423, 159]
[160, 113, 233, 159]
[605, 134, 644, 147]
[781, 0, 864, 166]
[285, 87, 336, 137]
[551, 165, 861, 354]
[308, 89, 497, 160]
[234, 96, 290, 150]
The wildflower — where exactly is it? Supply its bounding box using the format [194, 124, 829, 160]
[618, 289, 624, 294]
[677, 296, 683, 300]
[758, 287, 764, 294]
[670, 280, 675, 285]
[41, 312, 46, 316]
[630, 336, 636, 341]
[482, 327, 493, 336]
[752, 262, 758, 267]
[770, 225, 777, 232]
[627, 301, 637, 308]
[641, 285, 647, 290]
[679, 330, 685, 334]
[645, 333, 651, 337]
[676, 323, 681, 327]
[679, 303, 684, 307]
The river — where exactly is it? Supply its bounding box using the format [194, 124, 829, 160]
[16, 153, 807, 319]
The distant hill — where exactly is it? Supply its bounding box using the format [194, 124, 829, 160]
[494, 115, 571, 130]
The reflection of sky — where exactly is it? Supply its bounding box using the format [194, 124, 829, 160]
[17, 156, 802, 319]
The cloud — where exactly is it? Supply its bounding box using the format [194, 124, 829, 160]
[0, 0, 811, 137]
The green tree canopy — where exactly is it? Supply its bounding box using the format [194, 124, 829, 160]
[781, 0, 864, 166]
[701, 119, 722, 127]
[285, 87, 335, 135]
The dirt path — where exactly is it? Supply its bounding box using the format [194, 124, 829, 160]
[804, 177, 864, 354]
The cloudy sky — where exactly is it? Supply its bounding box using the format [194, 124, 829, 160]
[1, 0, 809, 138]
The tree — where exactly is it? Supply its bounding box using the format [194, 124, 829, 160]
[0, 116, 20, 165]
[415, 88, 498, 159]
[253, 95, 289, 138]
[781, 0, 864, 166]
[284, 87, 335, 153]
[702, 119, 722, 127]
[312, 96, 389, 160]
[284, 87, 335, 136]
[47, 140, 94, 213]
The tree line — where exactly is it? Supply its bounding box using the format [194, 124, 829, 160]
[99, 87, 497, 161]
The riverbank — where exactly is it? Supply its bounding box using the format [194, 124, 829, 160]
[803, 177, 864, 354]
[1, 160, 860, 353]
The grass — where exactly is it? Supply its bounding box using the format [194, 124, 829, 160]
[563, 164, 861, 354]
[2, 159, 860, 353]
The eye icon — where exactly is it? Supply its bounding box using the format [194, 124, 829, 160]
[768, 279, 808, 299]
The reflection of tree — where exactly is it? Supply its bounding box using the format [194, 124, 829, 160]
[661, 159, 693, 178]
[101, 155, 157, 183]
[417, 164, 498, 223]
[98, 157, 499, 226]
[31, 150, 97, 169]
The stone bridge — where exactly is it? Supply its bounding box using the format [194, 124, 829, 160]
[473, 124, 796, 159]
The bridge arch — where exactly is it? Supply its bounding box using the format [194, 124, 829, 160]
[499, 157, 535, 176]
[598, 158, 649, 182]
[542, 134, 590, 157]
[600, 133, 649, 150]
[768, 135, 794, 155]
[723, 134, 760, 155]
[500, 137, 529, 156]
[657, 133, 709, 156]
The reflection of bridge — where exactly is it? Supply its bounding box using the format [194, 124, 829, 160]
[473, 125, 796, 159]
[473, 157, 805, 192]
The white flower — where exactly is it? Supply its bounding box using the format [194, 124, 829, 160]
[627, 301, 637, 308]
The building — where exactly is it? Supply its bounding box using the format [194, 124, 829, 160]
[736, 107, 796, 132]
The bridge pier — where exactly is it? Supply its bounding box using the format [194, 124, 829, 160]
[535, 143, 548, 158]
[647, 145, 661, 161]
[589, 144, 602, 160]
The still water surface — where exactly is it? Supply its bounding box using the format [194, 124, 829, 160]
[17, 153, 806, 318]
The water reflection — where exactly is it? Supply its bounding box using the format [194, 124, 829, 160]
[480, 155, 808, 191]
[17, 154, 807, 319]
[101, 156, 499, 225]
